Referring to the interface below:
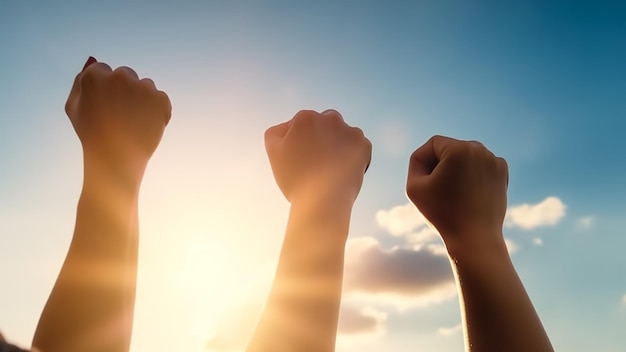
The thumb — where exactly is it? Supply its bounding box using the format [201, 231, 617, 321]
[264, 120, 291, 150]
[66, 57, 97, 117]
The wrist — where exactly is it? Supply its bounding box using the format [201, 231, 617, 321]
[83, 152, 146, 195]
[444, 230, 510, 267]
[290, 175, 361, 207]
[286, 182, 356, 247]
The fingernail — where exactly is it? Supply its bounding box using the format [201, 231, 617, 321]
[82, 56, 97, 72]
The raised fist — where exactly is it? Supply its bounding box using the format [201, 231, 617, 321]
[264, 110, 372, 203]
[406, 136, 509, 249]
[66, 57, 171, 178]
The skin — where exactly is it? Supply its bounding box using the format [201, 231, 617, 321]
[406, 135, 554, 352]
[246, 110, 372, 352]
[32, 57, 171, 352]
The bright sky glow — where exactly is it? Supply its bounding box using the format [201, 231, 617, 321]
[1, 1, 626, 351]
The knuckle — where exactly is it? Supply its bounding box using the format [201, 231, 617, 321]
[264, 126, 275, 139]
[292, 109, 316, 124]
[294, 109, 316, 119]
[79, 67, 98, 85]
[363, 136, 373, 154]
[264, 124, 281, 140]
[321, 109, 343, 121]
[157, 90, 172, 119]
[497, 156, 509, 172]
[430, 134, 445, 143]
[157, 90, 170, 105]
[113, 66, 138, 78]
[92, 62, 112, 72]
[351, 126, 365, 138]
[141, 78, 156, 89]
[409, 147, 421, 161]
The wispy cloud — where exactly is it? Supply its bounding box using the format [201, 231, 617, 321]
[505, 196, 566, 230]
[532, 237, 543, 246]
[576, 216, 594, 230]
[437, 323, 462, 336]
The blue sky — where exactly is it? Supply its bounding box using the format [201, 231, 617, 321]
[1, 1, 625, 351]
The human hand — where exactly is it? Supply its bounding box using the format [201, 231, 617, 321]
[406, 136, 508, 253]
[65, 57, 171, 182]
[265, 109, 372, 204]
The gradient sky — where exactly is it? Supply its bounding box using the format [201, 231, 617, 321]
[1, 1, 625, 351]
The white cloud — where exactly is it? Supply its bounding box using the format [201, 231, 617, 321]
[505, 196, 566, 230]
[532, 237, 543, 246]
[437, 323, 462, 336]
[376, 203, 441, 246]
[376, 203, 428, 236]
[576, 216, 594, 230]
[405, 226, 440, 244]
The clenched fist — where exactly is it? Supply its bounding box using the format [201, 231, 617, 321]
[66, 57, 171, 181]
[406, 136, 509, 252]
[265, 110, 372, 204]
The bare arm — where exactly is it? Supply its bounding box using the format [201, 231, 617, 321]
[247, 110, 371, 352]
[32, 58, 171, 352]
[406, 136, 553, 352]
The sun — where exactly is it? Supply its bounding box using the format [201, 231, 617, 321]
[176, 232, 272, 349]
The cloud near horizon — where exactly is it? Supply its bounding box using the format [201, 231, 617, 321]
[338, 305, 388, 336]
[343, 237, 456, 308]
[203, 297, 390, 351]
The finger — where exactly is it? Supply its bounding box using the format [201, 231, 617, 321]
[141, 78, 156, 90]
[468, 140, 485, 148]
[67, 57, 98, 115]
[320, 109, 346, 126]
[114, 66, 139, 79]
[321, 108, 344, 119]
[78, 62, 113, 94]
[497, 156, 509, 187]
[65, 73, 81, 116]
[86, 61, 113, 73]
[264, 120, 293, 156]
[265, 120, 292, 140]
[81, 56, 97, 72]
[408, 137, 439, 177]
[156, 90, 172, 126]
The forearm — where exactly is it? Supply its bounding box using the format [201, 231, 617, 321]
[448, 236, 553, 352]
[247, 194, 353, 352]
[33, 162, 142, 352]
